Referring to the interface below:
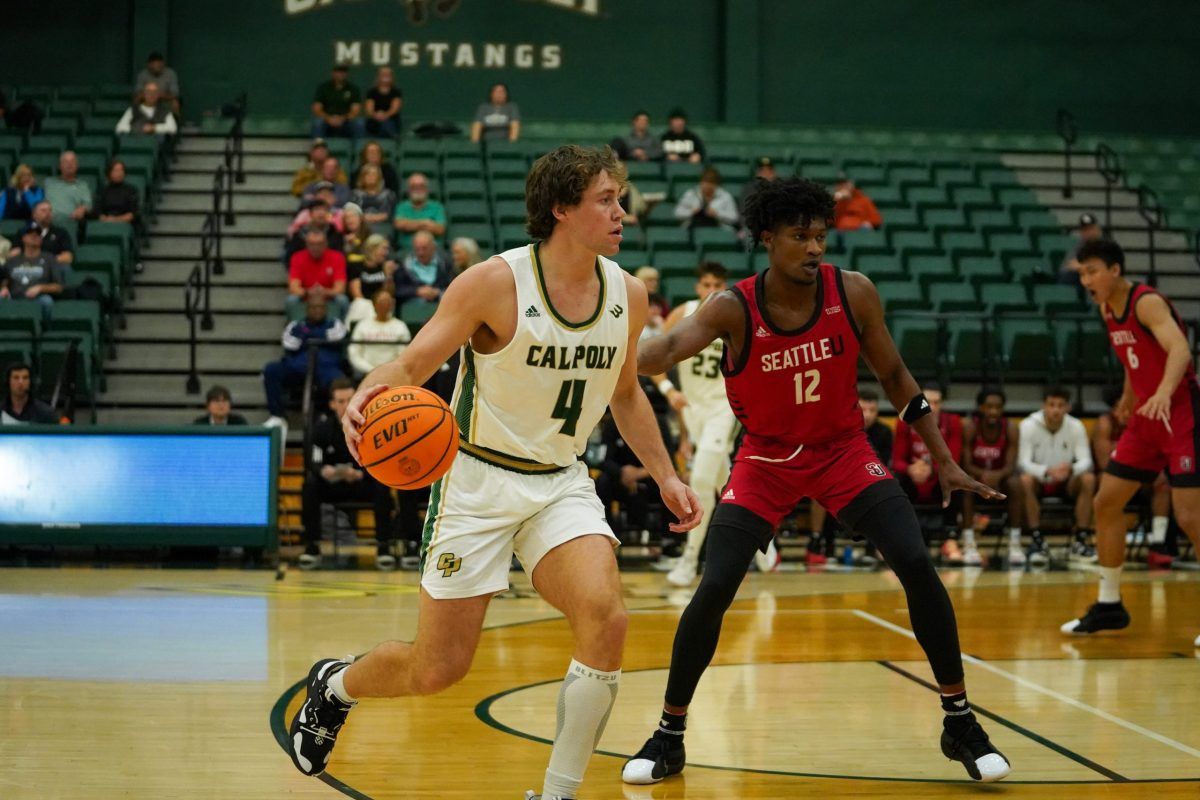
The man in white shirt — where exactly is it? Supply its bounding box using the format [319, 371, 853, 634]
[1018, 387, 1096, 565]
[115, 82, 177, 137]
[347, 289, 410, 379]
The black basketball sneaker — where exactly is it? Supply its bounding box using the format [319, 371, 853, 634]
[621, 731, 686, 784]
[1060, 600, 1131, 634]
[288, 656, 356, 776]
[941, 717, 1011, 782]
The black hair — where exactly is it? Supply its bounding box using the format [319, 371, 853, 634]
[742, 177, 836, 245]
[1043, 385, 1071, 403]
[1075, 238, 1125, 275]
[205, 385, 231, 403]
[920, 379, 945, 396]
[697, 261, 728, 281]
[329, 377, 355, 393]
[5, 361, 32, 383]
[858, 388, 879, 403]
[667, 107, 687, 120]
[975, 385, 1006, 406]
[147, 51, 165, 62]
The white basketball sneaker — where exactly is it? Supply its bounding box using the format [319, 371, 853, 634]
[666, 558, 698, 587]
[754, 539, 781, 573]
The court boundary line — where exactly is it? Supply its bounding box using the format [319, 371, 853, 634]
[851, 609, 1200, 761]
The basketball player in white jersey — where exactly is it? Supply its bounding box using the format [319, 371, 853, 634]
[286, 145, 701, 800]
[653, 263, 779, 587]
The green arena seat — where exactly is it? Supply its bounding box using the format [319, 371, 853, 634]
[645, 226, 692, 252]
[892, 317, 944, 380]
[1033, 283, 1086, 314]
[956, 256, 1008, 288]
[875, 280, 926, 312]
[999, 318, 1057, 382]
[0, 303, 43, 337]
[946, 317, 997, 382]
[927, 281, 981, 313]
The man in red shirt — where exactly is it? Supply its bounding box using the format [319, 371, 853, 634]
[287, 228, 348, 321]
[833, 174, 883, 231]
[894, 381, 965, 561]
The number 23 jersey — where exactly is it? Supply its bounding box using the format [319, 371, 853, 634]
[722, 265, 864, 459]
[677, 298, 729, 411]
[451, 244, 629, 468]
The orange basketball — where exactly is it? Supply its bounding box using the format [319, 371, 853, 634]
[357, 386, 459, 489]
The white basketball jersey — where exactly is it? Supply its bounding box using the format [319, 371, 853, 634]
[451, 244, 629, 468]
[676, 298, 728, 409]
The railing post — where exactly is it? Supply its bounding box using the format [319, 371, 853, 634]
[1136, 185, 1165, 288]
[200, 215, 215, 331]
[1095, 144, 1121, 231]
[1056, 108, 1077, 200]
[185, 266, 202, 393]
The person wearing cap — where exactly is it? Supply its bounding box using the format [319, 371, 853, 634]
[740, 156, 778, 209]
[617, 110, 663, 162]
[312, 65, 366, 143]
[8, 201, 75, 267]
[1059, 212, 1104, 287]
[0, 221, 64, 320]
[833, 173, 883, 231]
[286, 198, 346, 262]
[135, 51, 181, 115]
[193, 385, 248, 426]
[291, 140, 348, 198]
[661, 108, 705, 163]
[303, 158, 352, 208]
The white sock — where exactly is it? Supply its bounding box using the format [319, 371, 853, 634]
[962, 528, 976, 548]
[542, 659, 620, 799]
[1149, 516, 1168, 545]
[1008, 528, 1022, 546]
[1098, 565, 1123, 604]
[328, 666, 356, 704]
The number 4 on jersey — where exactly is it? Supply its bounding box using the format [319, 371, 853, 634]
[552, 379, 587, 436]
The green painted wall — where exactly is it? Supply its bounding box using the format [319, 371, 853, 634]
[0, 1, 133, 87]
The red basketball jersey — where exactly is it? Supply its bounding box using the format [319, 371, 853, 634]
[969, 417, 1008, 471]
[723, 265, 863, 458]
[1103, 283, 1199, 404]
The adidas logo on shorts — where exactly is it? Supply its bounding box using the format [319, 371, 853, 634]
[525, 305, 541, 318]
[755, 326, 770, 338]
[722, 488, 736, 500]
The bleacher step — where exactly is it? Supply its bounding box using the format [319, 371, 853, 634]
[106, 342, 281, 371]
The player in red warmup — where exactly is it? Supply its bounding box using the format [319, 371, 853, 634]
[623, 177, 1012, 785]
[1061, 239, 1200, 644]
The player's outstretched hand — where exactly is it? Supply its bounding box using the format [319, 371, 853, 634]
[343, 383, 390, 463]
[660, 477, 703, 532]
[938, 461, 1005, 508]
[1136, 392, 1173, 433]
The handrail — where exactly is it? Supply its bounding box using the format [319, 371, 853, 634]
[1136, 184, 1165, 287]
[225, 91, 247, 185]
[1094, 143, 1121, 230]
[1194, 229, 1200, 271]
[48, 338, 78, 422]
[300, 342, 321, 472]
[203, 182, 226, 277]
[1055, 108, 1078, 199]
[183, 264, 208, 393]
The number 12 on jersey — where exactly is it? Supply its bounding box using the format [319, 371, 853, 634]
[793, 369, 821, 404]
[552, 379, 586, 436]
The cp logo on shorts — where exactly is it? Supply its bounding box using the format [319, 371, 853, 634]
[436, 552, 463, 578]
[865, 462, 886, 477]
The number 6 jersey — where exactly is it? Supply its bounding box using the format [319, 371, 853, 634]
[451, 243, 629, 469]
[1102, 282, 1198, 405]
[722, 264, 864, 460]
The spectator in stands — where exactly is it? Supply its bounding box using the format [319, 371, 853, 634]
[450, 237, 481, 276]
[1059, 212, 1103, 286]
[740, 156, 778, 209]
[364, 67, 403, 138]
[290, 140, 346, 198]
[288, 189, 343, 238]
[634, 266, 669, 336]
[341, 203, 370, 270]
[43, 151, 92, 233]
[1017, 386, 1095, 566]
[352, 141, 400, 194]
[808, 389, 893, 566]
[674, 166, 739, 231]
[286, 198, 345, 260]
[959, 387, 1024, 567]
[348, 289, 411, 378]
[619, 171, 648, 228]
[300, 376, 397, 570]
[115, 81, 177, 137]
[470, 83, 521, 143]
[392, 172, 446, 250]
[287, 228, 348, 321]
[594, 408, 674, 538]
[93, 159, 139, 224]
[346, 234, 398, 326]
[0, 233, 11, 264]
[616, 110, 663, 162]
[0, 221, 64, 320]
[661, 108, 705, 163]
[1, 165, 45, 221]
[263, 292, 347, 427]
[350, 164, 396, 227]
[136, 51, 181, 115]
[193, 384, 248, 425]
[393, 231, 452, 307]
[1, 361, 57, 425]
[833, 173, 883, 231]
[311, 64, 365, 142]
[304, 159, 351, 208]
[24, 202, 74, 266]
[893, 380, 965, 560]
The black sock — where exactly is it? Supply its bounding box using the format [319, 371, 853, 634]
[1075, 528, 1093, 544]
[657, 710, 686, 738]
[1031, 529, 1044, 546]
[941, 691, 975, 730]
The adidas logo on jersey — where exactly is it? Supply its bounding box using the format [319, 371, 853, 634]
[525, 305, 541, 318]
[825, 304, 842, 315]
[722, 488, 736, 500]
[755, 326, 770, 338]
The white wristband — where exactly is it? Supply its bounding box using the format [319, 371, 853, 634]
[656, 379, 675, 396]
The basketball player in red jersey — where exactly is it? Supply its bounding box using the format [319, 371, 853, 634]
[1061, 239, 1199, 644]
[960, 387, 1024, 567]
[623, 178, 1012, 784]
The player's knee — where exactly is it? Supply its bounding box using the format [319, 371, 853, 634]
[1019, 473, 1036, 490]
[1078, 472, 1097, 493]
[412, 655, 472, 695]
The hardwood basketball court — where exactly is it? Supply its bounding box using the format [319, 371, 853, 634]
[2, 565, 1197, 798]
